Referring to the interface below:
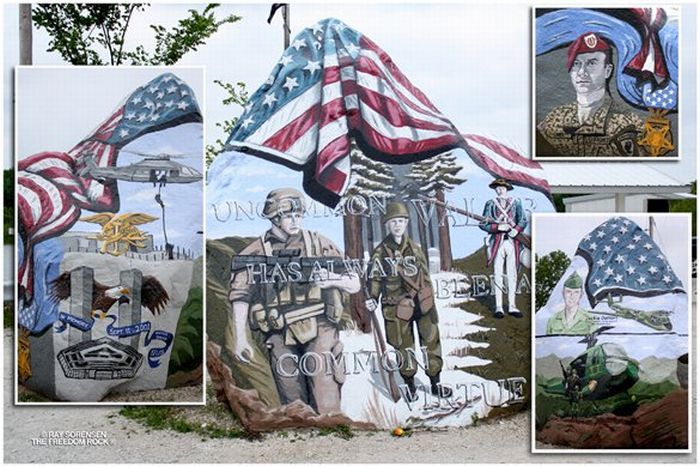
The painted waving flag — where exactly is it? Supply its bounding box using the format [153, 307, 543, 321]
[17, 72, 202, 304]
[226, 17, 551, 207]
[575, 216, 684, 307]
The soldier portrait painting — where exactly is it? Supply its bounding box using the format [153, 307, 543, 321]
[535, 8, 680, 159]
[536, 32, 644, 158]
[545, 271, 597, 335]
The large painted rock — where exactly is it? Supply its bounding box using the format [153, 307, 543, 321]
[534, 214, 690, 450]
[16, 68, 205, 402]
[206, 17, 554, 431]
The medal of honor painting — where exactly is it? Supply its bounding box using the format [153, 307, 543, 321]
[15, 67, 206, 404]
[533, 7, 680, 159]
[532, 213, 690, 452]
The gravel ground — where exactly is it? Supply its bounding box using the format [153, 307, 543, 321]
[3, 329, 696, 463]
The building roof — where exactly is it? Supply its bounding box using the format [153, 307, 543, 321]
[541, 163, 692, 194]
[563, 192, 696, 206]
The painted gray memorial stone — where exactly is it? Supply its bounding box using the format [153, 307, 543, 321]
[16, 68, 205, 402]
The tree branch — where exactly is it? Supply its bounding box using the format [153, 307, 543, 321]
[115, 4, 137, 65]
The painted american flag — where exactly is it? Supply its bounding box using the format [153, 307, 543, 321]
[226, 18, 551, 207]
[575, 216, 684, 307]
[17, 72, 202, 302]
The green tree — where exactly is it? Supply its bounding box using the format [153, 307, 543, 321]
[32, 4, 241, 66]
[32, 3, 249, 168]
[535, 250, 571, 309]
[669, 181, 696, 235]
[205, 80, 248, 168]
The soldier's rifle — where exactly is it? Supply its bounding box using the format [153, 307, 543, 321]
[418, 195, 531, 249]
[232, 249, 403, 402]
[363, 286, 403, 403]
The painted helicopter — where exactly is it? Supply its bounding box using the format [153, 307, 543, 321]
[588, 294, 673, 331]
[78, 150, 202, 186]
[538, 326, 640, 402]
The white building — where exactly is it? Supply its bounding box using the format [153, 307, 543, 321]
[544, 163, 694, 212]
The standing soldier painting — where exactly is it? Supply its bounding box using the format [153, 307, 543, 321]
[365, 201, 452, 401]
[536, 32, 645, 157]
[227, 188, 360, 414]
[480, 179, 528, 319]
[206, 16, 555, 431]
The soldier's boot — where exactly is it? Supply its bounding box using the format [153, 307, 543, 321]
[401, 376, 420, 402]
[429, 374, 453, 398]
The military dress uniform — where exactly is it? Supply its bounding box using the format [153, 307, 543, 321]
[479, 179, 527, 317]
[546, 271, 597, 335]
[368, 202, 447, 397]
[537, 97, 644, 157]
[228, 189, 348, 415]
[546, 308, 597, 335]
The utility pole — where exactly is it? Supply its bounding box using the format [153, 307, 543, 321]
[267, 3, 290, 51]
[19, 4, 32, 65]
[282, 4, 289, 49]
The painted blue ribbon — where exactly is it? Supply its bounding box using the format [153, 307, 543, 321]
[55, 312, 173, 368]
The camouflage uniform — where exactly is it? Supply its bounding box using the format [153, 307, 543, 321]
[228, 189, 347, 414]
[368, 229, 443, 382]
[537, 97, 644, 157]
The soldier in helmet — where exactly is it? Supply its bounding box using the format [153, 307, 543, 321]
[365, 201, 452, 401]
[228, 187, 360, 414]
[479, 178, 527, 319]
[564, 368, 583, 418]
[546, 271, 597, 335]
[536, 32, 644, 157]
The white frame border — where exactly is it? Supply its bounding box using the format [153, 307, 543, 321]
[13, 64, 208, 406]
[530, 211, 693, 453]
[531, 5, 682, 161]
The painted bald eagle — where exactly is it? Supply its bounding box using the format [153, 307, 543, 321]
[50, 271, 169, 320]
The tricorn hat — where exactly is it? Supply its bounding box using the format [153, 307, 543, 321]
[489, 178, 513, 191]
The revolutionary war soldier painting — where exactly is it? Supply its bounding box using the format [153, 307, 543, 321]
[534, 8, 680, 159]
[206, 18, 554, 431]
[16, 67, 206, 403]
[533, 214, 690, 450]
[479, 179, 529, 319]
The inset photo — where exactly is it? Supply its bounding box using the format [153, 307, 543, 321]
[533, 7, 680, 159]
[15, 66, 205, 404]
[532, 213, 690, 452]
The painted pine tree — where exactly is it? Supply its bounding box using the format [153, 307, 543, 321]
[405, 152, 466, 271]
[339, 141, 395, 332]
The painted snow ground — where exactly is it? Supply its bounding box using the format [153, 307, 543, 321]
[340, 272, 515, 429]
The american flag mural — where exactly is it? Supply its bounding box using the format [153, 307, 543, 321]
[575, 216, 685, 307]
[17, 72, 202, 304]
[227, 18, 551, 207]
